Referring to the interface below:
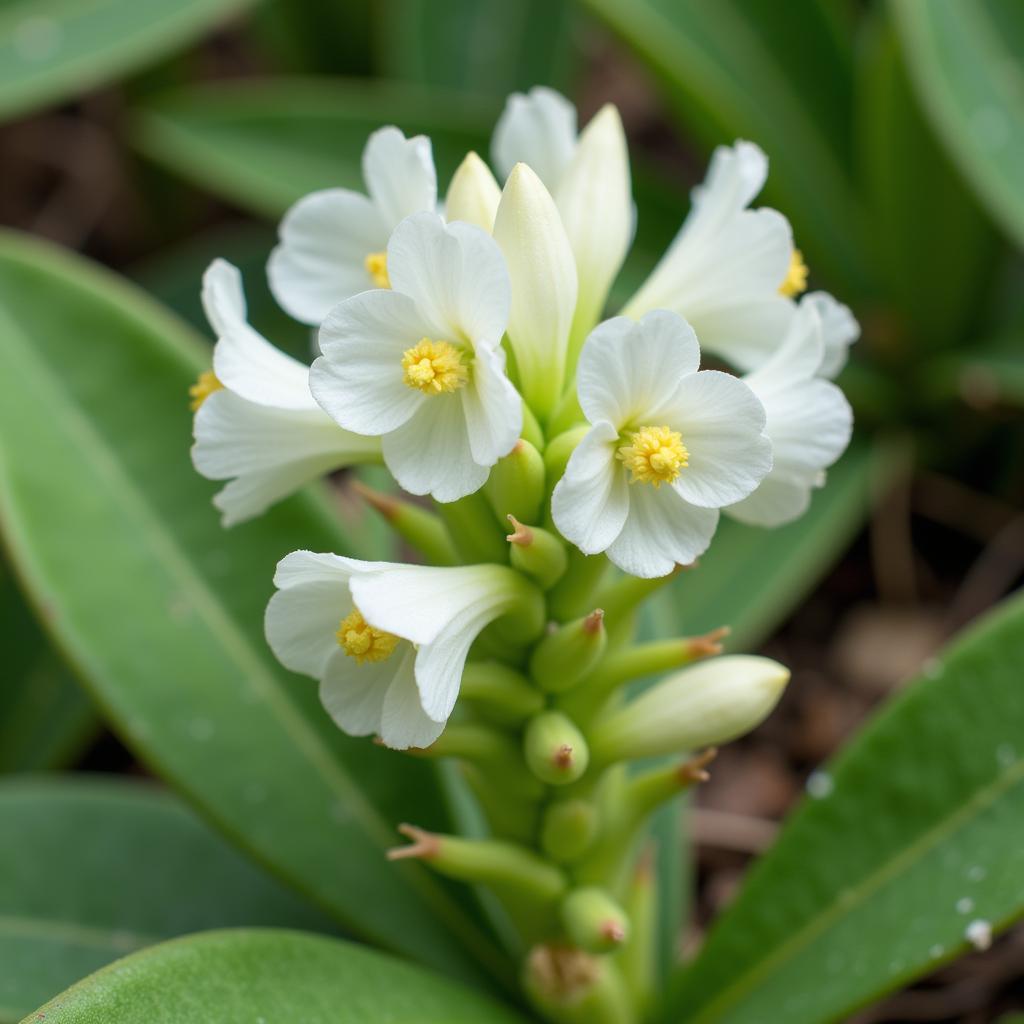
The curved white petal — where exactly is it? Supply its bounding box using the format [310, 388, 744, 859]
[210, 458, 346, 527]
[607, 484, 719, 578]
[689, 140, 768, 230]
[491, 86, 578, 190]
[273, 549, 375, 590]
[745, 297, 826, 389]
[312, 289, 427, 435]
[725, 473, 816, 528]
[362, 126, 437, 227]
[319, 646, 394, 739]
[803, 291, 859, 379]
[381, 395, 487, 502]
[265, 578, 354, 679]
[461, 343, 522, 467]
[445, 151, 501, 232]
[267, 189, 386, 326]
[380, 648, 446, 749]
[201, 258, 247, 334]
[576, 311, 700, 427]
[660, 370, 771, 508]
[551, 421, 630, 554]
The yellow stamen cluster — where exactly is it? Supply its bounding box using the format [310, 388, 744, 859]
[618, 425, 689, 487]
[189, 370, 223, 411]
[779, 248, 808, 297]
[365, 251, 391, 289]
[336, 608, 399, 664]
[402, 338, 469, 394]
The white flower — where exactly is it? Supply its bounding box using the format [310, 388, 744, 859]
[267, 127, 436, 326]
[190, 260, 379, 526]
[803, 290, 859, 378]
[552, 310, 771, 578]
[726, 297, 853, 527]
[265, 551, 537, 749]
[492, 88, 633, 358]
[621, 141, 796, 372]
[310, 212, 522, 502]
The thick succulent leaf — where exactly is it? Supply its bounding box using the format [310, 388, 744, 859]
[0, 229, 506, 989]
[894, 0, 1024, 248]
[0, 562, 95, 772]
[0, 775, 337, 1023]
[661, 439, 881, 651]
[131, 78, 494, 218]
[376, 0, 577, 97]
[22, 929, 529, 1024]
[0, 0, 252, 122]
[661, 589, 1024, 1024]
[579, 0, 869, 289]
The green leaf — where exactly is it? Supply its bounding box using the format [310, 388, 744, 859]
[131, 78, 495, 218]
[0, 560, 95, 773]
[376, 0, 578, 97]
[661, 589, 1024, 1024]
[660, 439, 882, 651]
[0, 0, 253, 122]
[579, 0, 870, 290]
[22, 928, 529, 1024]
[0, 775, 337, 1023]
[856, 12, 998, 351]
[0, 229, 507, 990]
[894, 0, 1024, 248]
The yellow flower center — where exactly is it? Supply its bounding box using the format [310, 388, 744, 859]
[779, 248, 808, 297]
[189, 370, 223, 411]
[336, 608, 399, 664]
[618, 425, 689, 487]
[401, 338, 469, 394]
[365, 251, 390, 288]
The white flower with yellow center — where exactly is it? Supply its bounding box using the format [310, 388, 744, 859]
[621, 140, 798, 372]
[551, 310, 772, 578]
[265, 551, 538, 749]
[267, 127, 436, 325]
[309, 212, 522, 502]
[190, 260, 379, 526]
[726, 297, 854, 527]
[492, 86, 634, 360]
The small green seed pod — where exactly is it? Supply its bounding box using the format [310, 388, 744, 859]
[524, 710, 590, 785]
[529, 609, 607, 693]
[560, 886, 630, 954]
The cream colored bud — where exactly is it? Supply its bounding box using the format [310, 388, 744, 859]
[445, 152, 501, 232]
[590, 655, 790, 762]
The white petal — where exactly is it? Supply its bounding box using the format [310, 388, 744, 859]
[273, 549, 364, 590]
[556, 104, 633, 339]
[551, 421, 630, 554]
[387, 213, 510, 346]
[201, 258, 248, 335]
[311, 289, 427, 435]
[492, 163, 578, 416]
[210, 458, 346, 527]
[265, 577, 353, 679]
[491, 86, 578, 190]
[726, 473, 816, 528]
[381, 395, 488, 502]
[689, 140, 768, 228]
[380, 649, 446, 749]
[363, 126, 437, 227]
[803, 291, 859, 378]
[607, 484, 719, 578]
[445, 151, 501, 232]
[319, 646, 394, 738]
[267, 189, 387, 326]
[576, 311, 699, 427]
[461, 343, 522, 467]
[661, 371, 771, 508]
[745, 298, 825, 389]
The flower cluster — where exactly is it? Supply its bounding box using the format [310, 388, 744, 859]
[191, 85, 856, 1018]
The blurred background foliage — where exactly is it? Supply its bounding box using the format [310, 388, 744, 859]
[1, 0, 1022, 1021]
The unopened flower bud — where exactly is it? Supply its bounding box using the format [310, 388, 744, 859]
[524, 710, 589, 785]
[507, 516, 568, 589]
[541, 798, 598, 863]
[561, 886, 630, 954]
[590, 656, 789, 763]
[522, 943, 631, 1024]
[460, 660, 545, 725]
[484, 438, 546, 525]
[351, 479, 458, 565]
[543, 425, 589, 485]
[530, 609, 606, 692]
[445, 151, 501, 232]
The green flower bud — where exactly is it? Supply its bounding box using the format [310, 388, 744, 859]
[524, 710, 590, 785]
[522, 944, 632, 1024]
[590, 655, 790, 763]
[507, 516, 568, 590]
[351, 480, 458, 565]
[543, 425, 589, 487]
[560, 886, 630, 954]
[485, 439, 546, 525]
[530, 609, 606, 692]
[437, 490, 509, 564]
[546, 548, 610, 622]
[540, 798, 599, 863]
